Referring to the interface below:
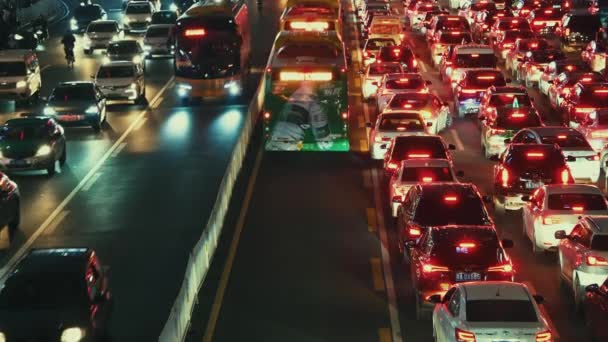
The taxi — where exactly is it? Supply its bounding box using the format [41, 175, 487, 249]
[538, 60, 590, 96]
[361, 62, 404, 101]
[453, 69, 508, 117]
[429, 30, 472, 67]
[477, 85, 532, 122]
[375, 73, 430, 112]
[480, 107, 542, 158]
[383, 93, 451, 135]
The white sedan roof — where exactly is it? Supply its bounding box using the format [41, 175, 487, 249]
[544, 184, 604, 196]
[461, 281, 532, 301]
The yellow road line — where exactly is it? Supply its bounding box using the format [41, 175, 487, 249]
[371, 257, 385, 292]
[378, 327, 392, 342]
[363, 169, 372, 188]
[203, 146, 265, 342]
[367, 207, 377, 232]
[360, 139, 368, 152]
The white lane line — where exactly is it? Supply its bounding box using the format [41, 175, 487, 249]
[134, 117, 148, 130]
[450, 129, 465, 151]
[82, 172, 102, 192]
[523, 281, 560, 340]
[371, 168, 404, 342]
[42, 210, 69, 236]
[111, 142, 127, 158]
[151, 96, 164, 109]
[0, 75, 174, 283]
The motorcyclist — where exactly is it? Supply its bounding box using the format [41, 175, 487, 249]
[61, 30, 76, 63]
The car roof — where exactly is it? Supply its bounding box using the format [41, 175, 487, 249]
[401, 158, 451, 168]
[127, 1, 152, 6]
[14, 248, 91, 277]
[544, 184, 604, 195]
[489, 86, 527, 94]
[583, 215, 608, 234]
[460, 281, 532, 301]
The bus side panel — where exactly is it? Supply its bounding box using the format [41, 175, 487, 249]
[262, 74, 349, 152]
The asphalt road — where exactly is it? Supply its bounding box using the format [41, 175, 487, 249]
[0, 0, 277, 339]
[188, 0, 598, 341]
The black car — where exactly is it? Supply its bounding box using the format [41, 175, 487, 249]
[71, 4, 107, 32]
[151, 10, 177, 24]
[0, 117, 66, 176]
[492, 143, 574, 212]
[377, 45, 418, 71]
[7, 30, 40, 50]
[43, 82, 107, 131]
[0, 248, 112, 341]
[0, 172, 19, 243]
[383, 135, 456, 175]
[105, 40, 145, 67]
[407, 225, 514, 319]
[561, 11, 603, 48]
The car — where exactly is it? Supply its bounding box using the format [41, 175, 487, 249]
[375, 73, 430, 112]
[123, 1, 155, 33]
[143, 24, 174, 58]
[361, 62, 404, 101]
[584, 277, 608, 342]
[407, 225, 513, 319]
[526, 6, 563, 35]
[0, 172, 19, 243]
[510, 127, 600, 183]
[362, 37, 396, 66]
[488, 17, 532, 46]
[562, 82, 608, 128]
[408, 2, 441, 30]
[425, 15, 471, 45]
[523, 184, 608, 254]
[83, 20, 123, 54]
[419, 9, 449, 34]
[389, 158, 461, 216]
[538, 60, 590, 96]
[70, 4, 107, 32]
[103, 40, 145, 69]
[429, 30, 472, 67]
[366, 15, 403, 45]
[376, 45, 418, 72]
[547, 71, 605, 110]
[480, 107, 543, 158]
[581, 39, 608, 72]
[361, 9, 391, 35]
[440, 45, 497, 87]
[492, 143, 574, 212]
[0, 117, 66, 176]
[458, 0, 497, 24]
[505, 38, 551, 77]
[560, 11, 603, 49]
[43, 82, 107, 132]
[518, 49, 566, 88]
[94, 61, 147, 104]
[0, 50, 42, 106]
[382, 92, 451, 134]
[453, 69, 508, 118]
[0, 248, 112, 341]
[555, 215, 608, 310]
[493, 29, 535, 60]
[383, 135, 456, 174]
[150, 9, 177, 24]
[368, 111, 432, 159]
[431, 282, 553, 342]
[477, 85, 533, 122]
[358, 0, 390, 20]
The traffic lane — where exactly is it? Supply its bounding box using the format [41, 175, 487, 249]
[31, 103, 247, 340]
[207, 152, 391, 342]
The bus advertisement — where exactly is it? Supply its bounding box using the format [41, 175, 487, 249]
[263, 32, 349, 152]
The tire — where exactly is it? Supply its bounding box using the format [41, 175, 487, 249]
[59, 144, 67, 166]
[574, 275, 584, 314]
[46, 160, 56, 176]
[7, 202, 19, 243]
[92, 121, 101, 132]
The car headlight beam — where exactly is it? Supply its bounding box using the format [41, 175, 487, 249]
[16, 80, 27, 88]
[61, 327, 85, 342]
[85, 105, 99, 114]
[35, 145, 52, 157]
[43, 107, 56, 115]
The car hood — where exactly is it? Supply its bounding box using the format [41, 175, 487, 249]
[47, 100, 95, 112]
[96, 77, 136, 87]
[86, 32, 115, 39]
[0, 138, 47, 158]
[0, 308, 87, 338]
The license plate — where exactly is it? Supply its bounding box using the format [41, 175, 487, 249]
[525, 181, 542, 189]
[456, 272, 481, 282]
[59, 115, 83, 122]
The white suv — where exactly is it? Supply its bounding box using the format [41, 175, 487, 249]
[123, 1, 155, 33]
[83, 20, 122, 54]
[0, 50, 42, 106]
[94, 61, 146, 105]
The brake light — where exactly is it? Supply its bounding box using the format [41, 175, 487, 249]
[422, 263, 449, 273]
[447, 17, 460, 21]
[526, 152, 545, 158]
[398, 78, 409, 82]
[581, 77, 593, 82]
[462, 89, 479, 94]
[393, 48, 401, 56]
[544, 9, 552, 13]
[586, 154, 600, 161]
[458, 242, 476, 248]
[543, 216, 561, 224]
[561, 168, 571, 184]
[587, 255, 608, 266]
[341, 111, 348, 120]
[536, 331, 552, 342]
[557, 135, 567, 139]
[477, 75, 496, 80]
[185, 28, 206, 37]
[409, 227, 421, 236]
[289, 21, 329, 31]
[591, 131, 608, 139]
[533, 21, 545, 26]
[263, 112, 271, 119]
[403, 104, 413, 108]
[444, 195, 458, 202]
[408, 153, 430, 158]
[488, 264, 513, 272]
[388, 161, 398, 170]
[422, 176, 433, 183]
[455, 328, 476, 342]
[530, 43, 539, 48]
[279, 71, 333, 81]
[450, 31, 462, 35]
[572, 206, 584, 212]
[511, 19, 519, 23]
[471, 54, 479, 57]
[575, 107, 595, 114]
[511, 112, 525, 118]
[501, 168, 509, 187]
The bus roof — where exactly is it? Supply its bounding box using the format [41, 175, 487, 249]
[269, 31, 345, 68]
[285, 0, 340, 10]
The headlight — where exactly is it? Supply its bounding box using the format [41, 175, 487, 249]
[130, 82, 138, 90]
[61, 327, 85, 342]
[102, 56, 110, 64]
[145, 17, 152, 22]
[85, 105, 99, 114]
[132, 55, 142, 64]
[0, 331, 5, 342]
[70, 18, 77, 25]
[43, 107, 56, 115]
[35, 145, 52, 156]
[16, 80, 27, 88]
[111, 34, 119, 41]
[170, 3, 178, 11]
[123, 17, 131, 23]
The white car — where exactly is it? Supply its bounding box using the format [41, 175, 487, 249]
[83, 20, 122, 54]
[509, 126, 601, 183]
[523, 184, 608, 254]
[376, 73, 429, 113]
[361, 62, 403, 101]
[94, 61, 146, 104]
[555, 215, 608, 310]
[383, 92, 451, 135]
[143, 24, 174, 57]
[389, 158, 461, 216]
[0, 49, 41, 105]
[367, 111, 431, 160]
[431, 282, 554, 342]
[123, 1, 155, 33]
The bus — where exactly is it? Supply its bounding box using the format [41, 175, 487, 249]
[263, 31, 349, 151]
[173, 0, 250, 103]
[280, 0, 343, 37]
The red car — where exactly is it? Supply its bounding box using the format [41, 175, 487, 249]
[585, 278, 608, 342]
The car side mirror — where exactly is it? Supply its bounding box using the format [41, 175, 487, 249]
[521, 195, 531, 202]
[504, 138, 511, 144]
[506, 78, 512, 83]
[502, 239, 514, 248]
[425, 80, 432, 85]
[380, 143, 387, 149]
[456, 170, 465, 177]
[533, 295, 544, 304]
[426, 122, 433, 127]
[489, 155, 500, 161]
[586, 284, 600, 293]
[482, 195, 493, 203]
[566, 155, 576, 162]
[448, 144, 456, 150]
[427, 294, 442, 304]
[554, 230, 567, 239]
[366, 122, 372, 128]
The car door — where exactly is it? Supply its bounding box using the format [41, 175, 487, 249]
[523, 188, 542, 238]
[441, 288, 461, 340]
[561, 224, 586, 280]
[434, 286, 456, 341]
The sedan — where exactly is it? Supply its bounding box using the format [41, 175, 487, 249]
[43, 82, 107, 132]
[367, 111, 432, 159]
[375, 73, 429, 113]
[103, 40, 145, 70]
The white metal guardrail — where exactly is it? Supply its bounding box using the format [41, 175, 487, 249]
[158, 78, 265, 342]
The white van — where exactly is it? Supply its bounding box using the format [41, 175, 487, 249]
[368, 15, 403, 45]
[0, 50, 42, 105]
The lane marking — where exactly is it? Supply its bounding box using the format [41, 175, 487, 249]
[0, 75, 174, 283]
[358, 115, 365, 128]
[366, 207, 377, 232]
[363, 169, 372, 188]
[203, 145, 264, 342]
[41, 210, 69, 236]
[371, 257, 385, 291]
[378, 328, 392, 342]
[360, 139, 368, 152]
[151, 96, 164, 109]
[371, 168, 404, 342]
[111, 142, 127, 158]
[134, 117, 148, 131]
[82, 172, 102, 192]
[449, 129, 465, 151]
[523, 281, 560, 340]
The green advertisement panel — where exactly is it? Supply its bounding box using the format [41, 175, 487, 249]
[263, 72, 349, 152]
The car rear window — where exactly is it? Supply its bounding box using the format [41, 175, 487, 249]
[498, 19, 531, 30]
[436, 17, 469, 31]
[530, 50, 565, 64]
[591, 235, 608, 251]
[369, 64, 402, 75]
[489, 94, 531, 107]
[430, 228, 501, 266]
[505, 147, 567, 174]
[467, 72, 506, 88]
[107, 41, 139, 54]
[495, 112, 541, 130]
[466, 300, 538, 322]
[50, 85, 95, 101]
[0, 273, 87, 309]
[533, 8, 563, 19]
[519, 39, 551, 51]
[370, 23, 401, 35]
[379, 113, 424, 130]
[414, 194, 490, 226]
[401, 166, 454, 182]
[547, 193, 607, 211]
[366, 38, 396, 50]
[146, 26, 170, 37]
[126, 3, 152, 14]
[74, 5, 101, 17]
[385, 77, 424, 90]
[566, 15, 601, 33]
[502, 30, 535, 42]
[455, 53, 496, 68]
[388, 94, 432, 109]
[540, 134, 592, 148]
[0, 124, 51, 140]
[439, 32, 472, 44]
[277, 44, 339, 59]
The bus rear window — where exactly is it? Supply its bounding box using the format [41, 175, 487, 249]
[277, 44, 339, 59]
[466, 300, 538, 322]
[388, 94, 431, 109]
[401, 167, 454, 182]
[547, 193, 607, 211]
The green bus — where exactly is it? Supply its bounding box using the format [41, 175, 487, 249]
[262, 31, 349, 151]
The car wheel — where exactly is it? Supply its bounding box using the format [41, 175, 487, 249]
[92, 121, 101, 132]
[7, 201, 19, 243]
[59, 144, 67, 166]
[574, 275, 584, 314]
[46, 160, 56, 176]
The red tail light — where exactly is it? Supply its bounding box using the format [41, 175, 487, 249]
[587, 255, 608, 266]
[536, 330, 552, 342]
[409, 227, 421, 236]
[572, 206, 584, 212]
[421, 176, 433, 183]
[488, 263, 513, 272]
[341, 111, 348, 120]
[462, 89, 480, 94]
[561, 168, 571, 184]
[387, 162, 398, 170]
[501, 168, 509, 188]
[422, 263, 449, 273]
[185, 28, 206, 37]
[526, 152, 545, 158]
[455, 328, 476, 342]
[444, 195, 458, 203]
[408, 153, 430, 158]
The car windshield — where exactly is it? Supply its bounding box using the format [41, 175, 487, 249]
[369, 64, 402, 75]
[389, 94, 432, 109]
[385, 77, 424, 89]
[495, 112, 541, 130]
[467, 72, 506, 87]
[455, 53, 496, 68]
[547, 193, 607, 211]
[126, 4, 152, 14]
[97, 65, 135, 78]
[540, 133, 592, 148]
[466, 300, 538, 322]
[392, 138, 448, 160]
[50, 85, 95, 101]
[146, 26, 170, 37]
[74, 5, 101, 18]
[505, 146, 567, 176]
[414, 195, 490, 226]
[401, 166, 454, 182]
[439, 32, 472, 44]
[490, 93, 531, 107]
[0, 124, 51, 141]
[0, 273, 87, 309]
[366, 39, 396, 50]
[498, 19, 531, 30]
[379, 113, 425, 130]
[87, 22, 117, 32]
[503, 30, 535, 42]
[591, 235, 608, 251]
[107, 42, 139, 54]
[0, 62, 26, 77]
[579, 90, 608, 107]
[277, 44, 339, 59]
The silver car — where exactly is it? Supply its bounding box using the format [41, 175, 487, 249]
[83, 20, 123, 54]
[143, 24, 174, 58]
